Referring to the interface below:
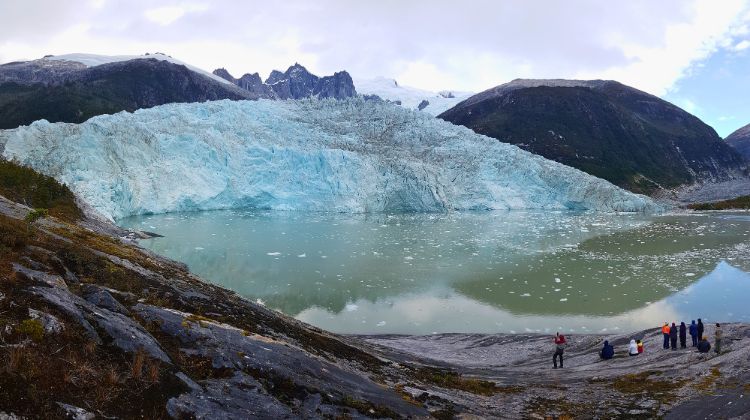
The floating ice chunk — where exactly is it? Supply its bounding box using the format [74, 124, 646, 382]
[685, 273, 695, 277]
[267, 252, 281, 256]
[376, 321, 386, 327]
[560, 298, 568, 302]
[520, 293, 531, 297]
[297, 253, 306, 258]
[345, 303, 359, 312]
[555, 278, 561, 283]
[194, 247, 204, 250]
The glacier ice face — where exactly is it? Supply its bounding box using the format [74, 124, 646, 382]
[0, 98, 658, 220]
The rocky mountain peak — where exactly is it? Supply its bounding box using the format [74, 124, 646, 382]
[212, 68, 235, 83]
[265, 70, 286, 85]
[217, 63, 356, 100]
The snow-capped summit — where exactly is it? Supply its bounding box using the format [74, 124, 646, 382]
[354, 76, 472, 115]
[47, 52, 232, 85]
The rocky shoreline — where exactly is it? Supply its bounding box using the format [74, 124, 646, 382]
[1, 194, 749, 419]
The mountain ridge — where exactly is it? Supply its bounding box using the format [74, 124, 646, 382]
[212, 63, 356, 100]
[0, 56, 255, 129]
[439, 78, 747, 194]
[726, 123, 750, 161]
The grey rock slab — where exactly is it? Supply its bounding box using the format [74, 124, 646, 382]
[28, 285, 101, 343]
[56, 402, 95, 420]
[28, 283, 170, 362]
[28, 308, 64, 334]
[13, 263, 67, 288]
[166, 372, 294, 419]
[135, 304, 427, 417]
[88, 307, 171, 362]
[174, 372, 202, 392]
[83, 285, 130, 315]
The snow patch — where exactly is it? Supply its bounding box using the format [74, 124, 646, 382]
[46, 53, 232, 85]
[354, 76, 472, 115]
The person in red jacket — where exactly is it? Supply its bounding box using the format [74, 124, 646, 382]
[637, 339, 644, 354]
[553, 332, 566, 368]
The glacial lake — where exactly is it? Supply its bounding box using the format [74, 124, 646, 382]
[120, 210, 750, 335]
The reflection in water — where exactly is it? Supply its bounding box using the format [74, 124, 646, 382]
[120, 210, 750, 334]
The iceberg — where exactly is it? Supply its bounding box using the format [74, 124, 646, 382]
[0, 98, 657, 220]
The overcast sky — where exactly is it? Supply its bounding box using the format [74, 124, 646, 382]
[1, 0, 749, 136]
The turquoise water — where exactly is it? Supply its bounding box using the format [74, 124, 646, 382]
[120, 210, 750, 334]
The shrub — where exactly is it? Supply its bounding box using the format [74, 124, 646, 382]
[18, 319, 45, 342]
[0, 160, 81, 221]
[24, 208, 49, 223]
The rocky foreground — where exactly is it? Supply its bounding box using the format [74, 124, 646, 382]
[1, 194, 749, 419]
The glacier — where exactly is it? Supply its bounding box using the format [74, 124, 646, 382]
[0, 98, 657, 220]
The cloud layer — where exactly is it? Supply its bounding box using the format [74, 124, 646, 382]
[0, 0, 749, 96]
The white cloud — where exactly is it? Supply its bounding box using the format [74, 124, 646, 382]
[144, 7, 187, 25]
[144, 3, 207, 26]
[733, 39, 750, 51]
[0, 0, 749, 95]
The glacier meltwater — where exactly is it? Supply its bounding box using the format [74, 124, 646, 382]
[0, 98, 656, 220]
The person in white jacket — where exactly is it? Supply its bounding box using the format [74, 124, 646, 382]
[628, 339, 639, 356]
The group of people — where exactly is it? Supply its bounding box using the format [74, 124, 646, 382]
[551, 319, 724, 368]
[599, 338, 643, 360]
[660, 319, 722, 354]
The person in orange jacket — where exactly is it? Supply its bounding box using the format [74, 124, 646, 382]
[662, 322, 670, 349]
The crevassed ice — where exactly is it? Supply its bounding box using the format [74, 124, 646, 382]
[0, 98, 658, 220]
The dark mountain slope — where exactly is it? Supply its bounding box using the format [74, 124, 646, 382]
[726, 123, 750, 161]
[439, 79, 747, 194]
[0, 58, 255, 129]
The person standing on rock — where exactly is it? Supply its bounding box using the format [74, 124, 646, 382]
[679, 322, 687, 348]
[689, 320, 698, 347]
[662, 322, 670, 349]
[553, 332, 566, 368]
[697, 319, 704, 344]
[637, 339, 644, 354]
[714, 323, 723, 354]
[669, 323, 678, 350]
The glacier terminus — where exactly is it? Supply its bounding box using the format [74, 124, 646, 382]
[0, 98, 657, 220]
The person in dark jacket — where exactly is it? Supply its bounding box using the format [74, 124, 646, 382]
[689, 320, 698, 347]
[679, 322, 687, 348]
[600, 340, 614, 360]
[697, 319, 704, 344]
[698, 336, 711, 353]
[669, 323, 678, 350]
[553, 332, 566, 368]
